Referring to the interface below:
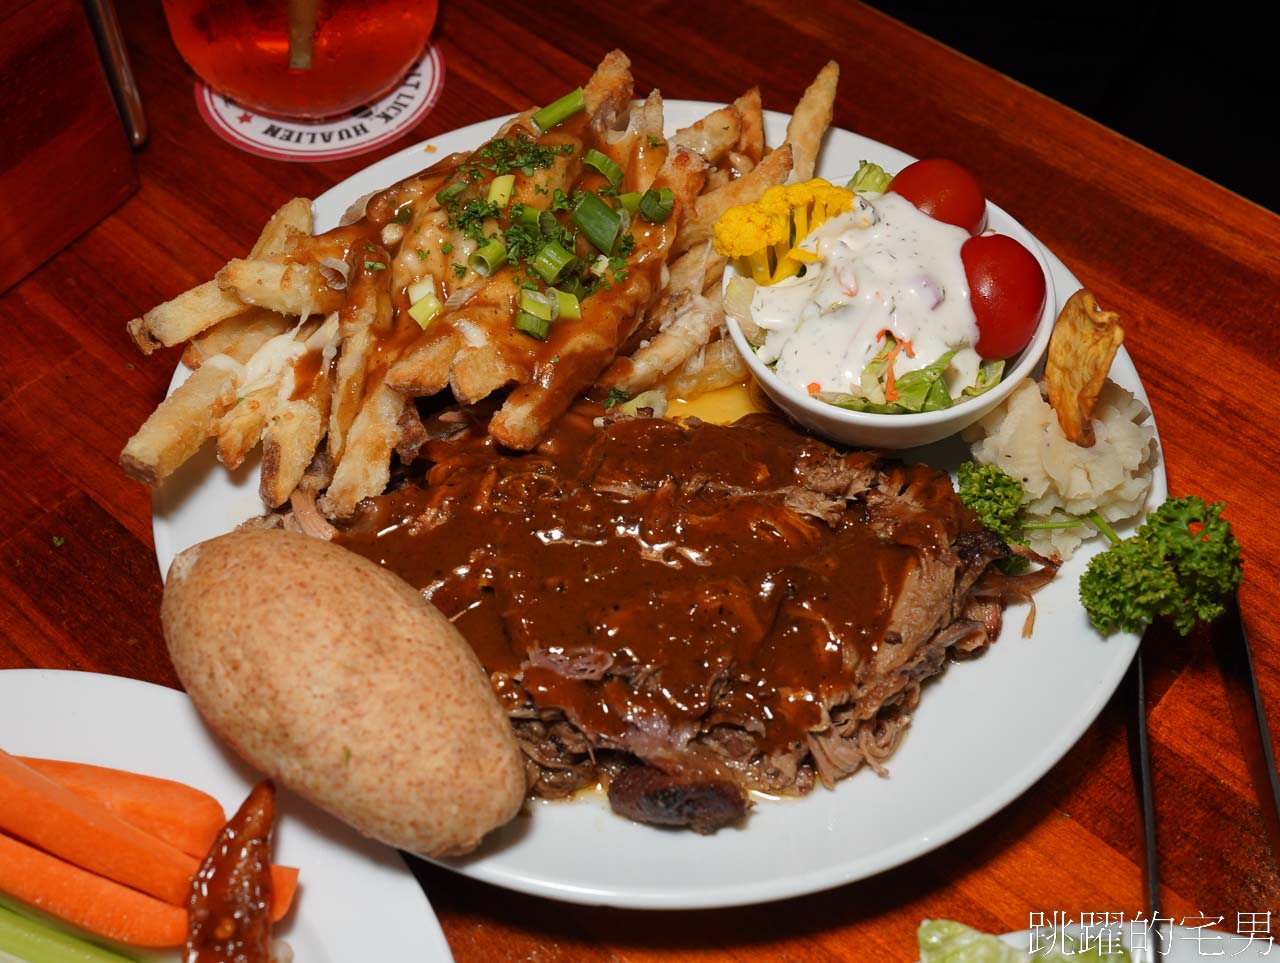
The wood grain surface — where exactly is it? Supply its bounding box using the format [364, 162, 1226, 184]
[0, 0, 137, 293]
[1, 1, 1276, 958]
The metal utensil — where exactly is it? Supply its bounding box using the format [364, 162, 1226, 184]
[1123, 645, 1167, 961]
[1211, 592, 1280, 864]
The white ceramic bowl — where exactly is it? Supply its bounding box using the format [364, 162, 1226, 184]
[725, 195, 1058, 450]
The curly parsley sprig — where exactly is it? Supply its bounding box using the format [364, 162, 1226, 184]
[1080, 496, 1243, 635]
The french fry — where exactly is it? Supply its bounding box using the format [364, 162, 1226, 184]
[261, 371, 332, 509]
[582, 49, 635, 136]
[599, 244, 728, 393]
[217, 260, 344, 318]
[672, 103, 741, 166]
[216, 384, 277, 470]
[673, 144, 793, 255]
[490, 148, 709, 451]
[248, 197, 313, 258]
[127, 198, 311, 354]
[181, 309, 292, 369]
[785, 61, 839, 182]
[664, 338, 749, 398]
[733, 87, 765, 166]
[319, 382, 419, 518]
[385, 328, 464, 397]
[604, 90, 667, 193]
[119, 362, 240, 486]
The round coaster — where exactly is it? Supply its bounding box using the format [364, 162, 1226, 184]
[195, 45, 445, 163]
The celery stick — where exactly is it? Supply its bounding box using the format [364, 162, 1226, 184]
[0, 904, 137, 963]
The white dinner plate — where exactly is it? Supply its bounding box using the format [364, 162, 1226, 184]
[150, 105, 1165, 909]
[0, 669, 453, 961]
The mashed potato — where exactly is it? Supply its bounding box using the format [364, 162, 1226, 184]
[962, 378, 1159, 559]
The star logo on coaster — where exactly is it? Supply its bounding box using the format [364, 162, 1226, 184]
[195, 45, 445, 162]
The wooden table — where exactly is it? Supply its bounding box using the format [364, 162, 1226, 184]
[3, 1, 1277, 958]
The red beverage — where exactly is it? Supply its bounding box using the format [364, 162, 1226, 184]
[163, 0, 437, 119]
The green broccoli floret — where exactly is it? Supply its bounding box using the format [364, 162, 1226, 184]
[1079, 496, 1243, 635]
[956, 462, 1025, 542]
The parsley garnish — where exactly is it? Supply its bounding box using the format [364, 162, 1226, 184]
[417, 248, 428, 259]
[550, 188, 574, 213]
[363, 260, 386, 270]
[604, 387, 630, 408]
[647, 135, 663, 147]
[51, 535, 65, 547]
[453, 263, 467, 278]
[392, 206, 413, 224]
[440, 241, 453, 254]
[458, 135, 573, 183]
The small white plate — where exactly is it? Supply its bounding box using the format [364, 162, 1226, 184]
[0, 669, 453, 961]
[150, 105, 1165, 909]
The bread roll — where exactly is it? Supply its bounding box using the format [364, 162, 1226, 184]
[161, 529, 525, 857]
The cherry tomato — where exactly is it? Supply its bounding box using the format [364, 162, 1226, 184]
[961, 234, 1046, 360]
[889, 158, 987, 235]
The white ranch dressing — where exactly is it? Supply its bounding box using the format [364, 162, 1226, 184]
[750, 192, 982, 400]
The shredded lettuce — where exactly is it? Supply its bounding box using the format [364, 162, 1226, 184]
[893, 348, 957, 412]
[962, 358, 1005, 398]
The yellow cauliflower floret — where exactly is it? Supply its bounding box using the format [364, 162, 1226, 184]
[713, 178, 856, 284]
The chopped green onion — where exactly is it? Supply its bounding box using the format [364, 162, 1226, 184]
[531, 87, 585, 133]
[436, 181, 466, 205]
[571, 191, 622, 254]
[408, 291, 443, 328]
[518, 204, 543, 228]
[583, 148, 624, 187]
[514, 311, 551, 340]
[406, 279, 435, 304]
[589, 253, 611, 278]
[519, 288, 558, 321]
[618, 191, 642, 215]
[638, 187, 674, 223]
[392, 205, 413, 223]
[486, 173, 516, 207]
[469, 238, 508, 276]
[531, 239, 576, 284]
[537, 209, 561, 238]
[552, 288, 581, 320]
[363, 260, 386, 271]
[559, 274, 589, 302]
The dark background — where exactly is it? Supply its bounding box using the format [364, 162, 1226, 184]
[869, 2, 1276, 213]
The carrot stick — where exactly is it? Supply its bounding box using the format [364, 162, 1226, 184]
[0, 831, 187, 948]
[0, 748, 199, 906]
[18, 757, 226, 860]
[270, 865, 299, 922]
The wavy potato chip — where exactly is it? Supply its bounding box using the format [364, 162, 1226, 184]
[1045, 287, 1125, 447]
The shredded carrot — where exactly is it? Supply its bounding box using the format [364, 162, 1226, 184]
[0, 831, 188, 948]
[19, 757, 227, 860]
[807, 382, 821, 395]
[882, 341, 904, 403]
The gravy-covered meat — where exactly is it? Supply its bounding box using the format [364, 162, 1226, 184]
[336, 404, 1041, 830]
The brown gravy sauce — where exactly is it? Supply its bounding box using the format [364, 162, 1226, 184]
[335, 406, 963, 753]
